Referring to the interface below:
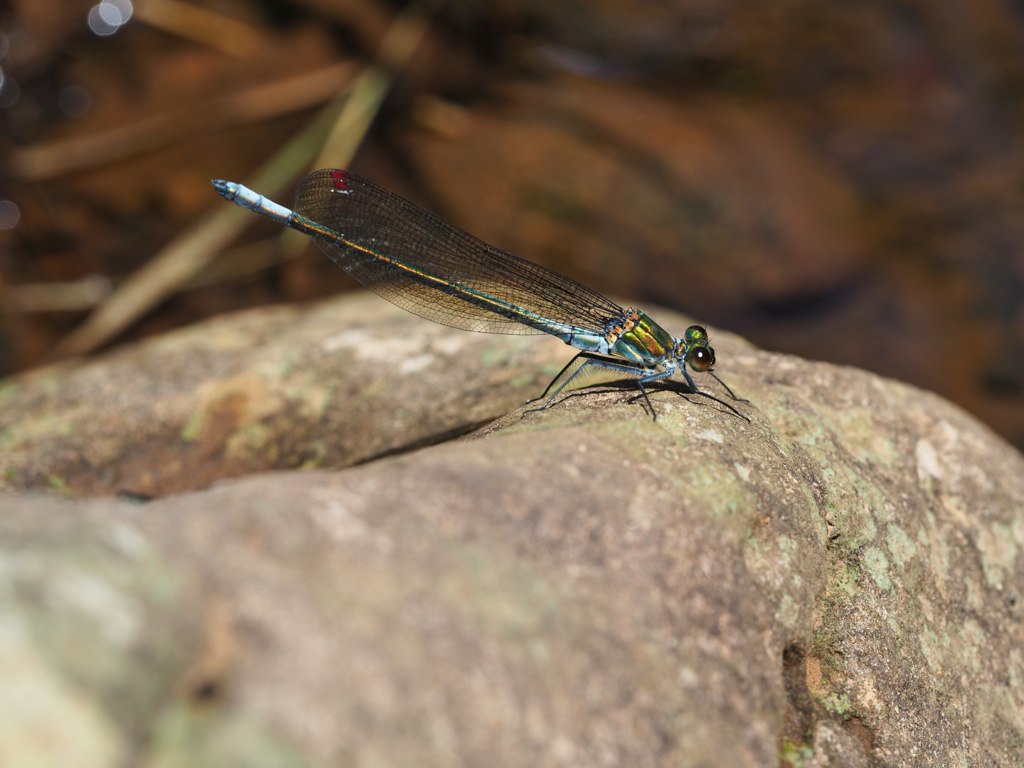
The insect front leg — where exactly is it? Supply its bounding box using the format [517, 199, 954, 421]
[681, 369, 749, 421]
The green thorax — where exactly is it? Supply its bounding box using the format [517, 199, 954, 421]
[607, 310, 677, 363]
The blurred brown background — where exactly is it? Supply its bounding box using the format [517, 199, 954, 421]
[1, 0, 1023, 450]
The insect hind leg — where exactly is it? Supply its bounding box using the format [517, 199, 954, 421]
[524, 354, 609, 414]
[527, 352, 588, 405]
[524, 353, 652, 416]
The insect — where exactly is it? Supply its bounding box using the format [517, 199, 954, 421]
[212, 169, 744, 419]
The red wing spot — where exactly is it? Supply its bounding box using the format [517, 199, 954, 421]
[329, 170, 352, 192]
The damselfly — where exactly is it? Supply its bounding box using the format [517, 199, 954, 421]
[212, 170, 744, 420]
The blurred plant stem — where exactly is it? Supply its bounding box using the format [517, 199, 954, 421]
[49, 0, 444, 360]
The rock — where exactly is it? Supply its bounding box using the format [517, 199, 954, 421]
[0, 293, 570, 497]
[0, 294, 1022, 767]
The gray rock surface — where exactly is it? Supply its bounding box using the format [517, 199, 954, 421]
[1, 293, 1022, 767]
[0, 294, 569, 496]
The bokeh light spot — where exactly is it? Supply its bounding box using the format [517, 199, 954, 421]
[59, 85, 91, 117]
[88, 0, 134, 36]
[0, 200, 21, 230]
[0, 75, 19, 108]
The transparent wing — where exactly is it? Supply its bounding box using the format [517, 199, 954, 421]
[294, 169, 624, 335]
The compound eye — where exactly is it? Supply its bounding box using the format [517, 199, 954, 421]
[684, 325, 707, 343]
[689, 346, 713, 372]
